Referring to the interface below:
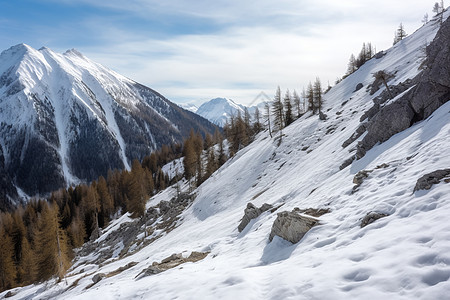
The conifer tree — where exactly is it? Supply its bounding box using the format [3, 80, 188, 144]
[393, 23, 407, 45]
[67, 216, 86, 248]
[218, 139, 227, 167]
[272, 86, 284, 144]
[307, 82, 314, 113]
[205, 148, 217, 179]
[253, 107, 262, 133]
[293, 90, 301, 118]
[183, 137, 196, 180]
[347, 54, 357, 74]
[97, 176, 113, 227]
[17, 237, 35, 285]
[0, 225, 16, 291]
[313, 78, 323, 114]
[34, 203, 71, 281]
[283, 89, 294, 126]
[127, 160, 148, 218]
[264, 102, 272, 138]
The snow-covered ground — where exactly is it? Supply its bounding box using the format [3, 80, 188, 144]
[3, 13, 450, 300]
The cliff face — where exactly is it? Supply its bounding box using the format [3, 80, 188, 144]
[356, 15, 450, 159]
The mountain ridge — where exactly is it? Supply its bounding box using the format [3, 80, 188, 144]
[0, 44, 217, 203]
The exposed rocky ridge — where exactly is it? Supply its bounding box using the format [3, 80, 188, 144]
[238, 202, 273, 232]
[355, 16, 450, 159]
[413, 169, 450, 192]
[0, 45, 217, 204]
[77, 191, 196, 266]
[135, 251, 209, 279]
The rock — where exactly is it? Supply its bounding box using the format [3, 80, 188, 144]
[374, 51, 386, 59]
[4, 291, 16, 298]
[360, 103, 380, 122]
[354, 83, 363, 92]
[92, 273, 106, 284]
[269, 211, 318, 244]
[353, 170, 372, 185]
[355, 17, 450, 160]
[361, 212, 388, 228]
[356, 100, 414, 159]
[413, 169, 450, 192]
[238, 202, 273, 232]
[319, 111, 328, 120]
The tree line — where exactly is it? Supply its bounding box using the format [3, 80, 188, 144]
[0, 140, 213, 291]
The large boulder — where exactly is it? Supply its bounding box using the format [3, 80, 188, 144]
[238, 202, 273, 232]
[269, 211, 318, 244]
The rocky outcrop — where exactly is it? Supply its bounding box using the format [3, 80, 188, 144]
[413, 169, 450, 192]
[238, 202, 273, 232]
[136, 251, 209, 279]
[355, 16, 450, 159]
[269, 210, 318, 244]
[77, 192, 196, 264]
[360, 212, 388, 228]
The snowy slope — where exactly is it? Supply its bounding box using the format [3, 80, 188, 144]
[3, 13, 450, 300]
[0, 45, 216, 199]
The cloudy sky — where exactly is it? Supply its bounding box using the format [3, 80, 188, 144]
[0, 0, 439, 105]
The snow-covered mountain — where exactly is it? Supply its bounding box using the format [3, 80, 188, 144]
[0, 44, 216, 202]
[195, 97, 266, 127]
[3, 11, 450, 300]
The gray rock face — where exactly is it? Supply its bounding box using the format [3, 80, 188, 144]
[355, 16, 450, 159]
[319, 111, 328, 120]
[354, 83, 364, 92]
[413, 169, 450, 192]
[269, 211, 318, 244]
[238, 202, 273, 232]
[357, 100, 415, 158]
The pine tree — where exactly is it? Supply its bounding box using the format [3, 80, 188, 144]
[17, 237, 35, 285]
[253, 107, 262, 133]
[283, 89, 293, 126]
[292, 90, 301, 118]
[272, 86, 284, 144]
[218, 139, 227, 167]
[183, 134, 196, 180]
[0, 225, 16, 291]
[313, 78, 323, 114]
[67, 216, 86, 248]
[307, 82, 314, 113]
[205, 148, 217, 179]
[393, 23, 407, 45]
[34, 203, 71, 281]
[264, 102, 272, 138]
[97, 175, 113, 227]
[127, 160, 148, 218]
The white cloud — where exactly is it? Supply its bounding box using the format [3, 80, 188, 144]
[19, 0, 440, 105]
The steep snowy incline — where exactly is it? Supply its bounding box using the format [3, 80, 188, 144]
[3, 13, 450, 300]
